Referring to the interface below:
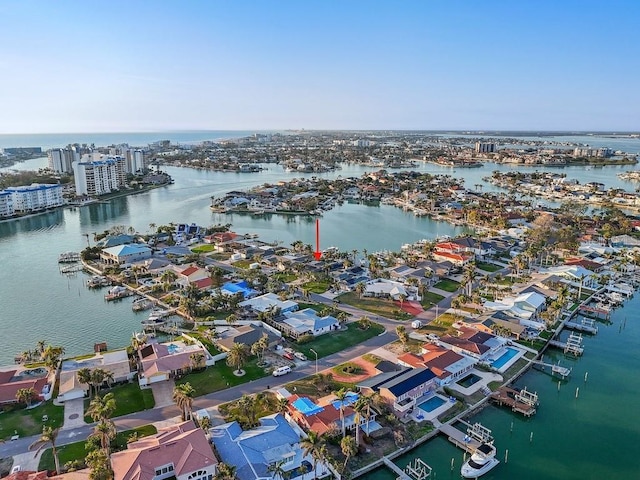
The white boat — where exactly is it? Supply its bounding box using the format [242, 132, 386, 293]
[461, 443, 500, 478]
[146, 308, 170, 323]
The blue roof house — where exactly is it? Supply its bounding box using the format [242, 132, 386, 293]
[210, 413, 330, 480]
[100, 244, 152, 265]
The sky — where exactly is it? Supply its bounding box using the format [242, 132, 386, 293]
[1, 0, 639, 133]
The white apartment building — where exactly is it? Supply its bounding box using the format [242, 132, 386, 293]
[48, 148, 80, 174]
[73, 154, 122, 196]
[0, 191, 14, 217]
[132, 149, 145, 172]
[2, 183, 63, 214]
[475, 142, 496, 153]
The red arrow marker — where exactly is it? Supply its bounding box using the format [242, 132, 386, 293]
[313, 219, 322, 260]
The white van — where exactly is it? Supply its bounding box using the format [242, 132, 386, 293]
[272, 366, 292, 377]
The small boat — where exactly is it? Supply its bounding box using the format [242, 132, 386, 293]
[147, 308, 170, 323]
[461, 443, 500, 478]
[104, 285, 130, 301]
[132, 298, 154, 311]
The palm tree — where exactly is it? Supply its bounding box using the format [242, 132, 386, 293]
[190, 352, 206, 370]
[226, 342, 249, 375]
[86, 393, 116, 423]
[340, 435, 358, 474]
[355, 282, 366, 299]
[30, 426, 61, 474]
[267, 460, 287, 480]
[300, 430, 324, 480]
[396, 325, 409, 350]
[85, 448, 113, 480]
[90, 419, 116, 454]
[214, 462, 238, 480]
[333, 388, 348, 437]
[226, 313, 239, 325]
[250, 334, 269, 364]
[16, 387, 36, 407]
[173, 382, 195, 421]
[41, 345, 64, 376]
[77, 367, 93, 398]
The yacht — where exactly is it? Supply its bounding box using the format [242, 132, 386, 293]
[461, 443, 500, 478]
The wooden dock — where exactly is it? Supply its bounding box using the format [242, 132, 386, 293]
[490, 386, 538, 417]
[382, 458, 411, 480]
[439, 422, 492, 454]
[565, 319, 598, 335]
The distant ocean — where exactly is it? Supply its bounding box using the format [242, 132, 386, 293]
[0, 130, 269, 150]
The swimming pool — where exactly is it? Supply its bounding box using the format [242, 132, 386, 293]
[456, 373, 481, 388]
[418, 395, 446, 412]
[491, 347, 520, 369]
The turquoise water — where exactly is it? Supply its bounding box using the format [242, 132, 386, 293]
[491, 347, 520, 369]
[369, 296, 640, 479]
[417, 395, 446, 412]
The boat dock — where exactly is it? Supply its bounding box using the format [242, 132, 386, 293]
[438, 422, 492, 454]
[490, 386, 538, 417]
[565, 318, 598, 335]
[382, 458, 411, 480]
[549, 332, 584, 356]
[531, 359, 572, 379]
[579, 304, 611, 320]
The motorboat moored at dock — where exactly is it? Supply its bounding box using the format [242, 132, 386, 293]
[461, 442, 500, 478]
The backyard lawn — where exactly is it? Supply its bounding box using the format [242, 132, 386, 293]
[420, 291, 445, 308]
[477, 262, 502, 272]
[336, 292, 413, 320]
[417, 312, 460, 336]
[433, 279, 461, 292]
[191, 244, 216, 253]
[84, 382, 155, 422]
[302, 279, 332, 294]
[38, 425, 157, 471]
[176, 359, 268, 397]
[0, 401, 64, 440]
[296, 322, 385, 359]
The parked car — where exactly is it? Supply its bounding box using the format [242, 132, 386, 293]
[283, 352, 294, 360]
[294, 352, 307, 361]
[273, 366, 292, 377]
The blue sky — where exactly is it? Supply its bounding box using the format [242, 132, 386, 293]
[1, 1, 638, 133]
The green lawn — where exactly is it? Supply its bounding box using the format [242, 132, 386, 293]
[38, 425, 157, 472]
[302, 279, 332, 294]
[284, 374, 356, 398]
[433, 279, 461, 292]
[477, 262, 502, 272]
[0, 401, 64, 441]
[191, 244, 216, 253]
[274, 272, 297, 283]
[176, 359, 269, 397]
[417, 312, 459, 336]
[296, 322, 385, 359]
[188, 332, 222, 355]
[420, 291, 445, 308]
[84, 383, 155, 423]
[336, 292, 413, 320]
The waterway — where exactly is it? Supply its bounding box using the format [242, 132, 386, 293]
[369, 297, 640, 479]
[2, 133, 640, 478]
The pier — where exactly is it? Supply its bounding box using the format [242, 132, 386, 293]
[490, 386, 538, 417]
[382, 458, 411, 480]
[439, 422, 492, 454]
[531, 359, 572, 379]
[579, 304, 611, 320]
[565, 317, 598, 335]
[549, 332, 584, 356]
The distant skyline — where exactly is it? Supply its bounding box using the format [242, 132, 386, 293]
[1, 1, 639, 134]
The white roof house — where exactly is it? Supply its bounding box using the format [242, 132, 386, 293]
[239, 292, 299, 313]
[281, 308, 339, 337]
[363, 279, 408, 300]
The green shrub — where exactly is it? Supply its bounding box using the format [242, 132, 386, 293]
[297, 334, 313, 344]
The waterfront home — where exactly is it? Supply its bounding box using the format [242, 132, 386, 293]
[564, 257, 606, 273]
[215, 324, 280, 352]
[432, 249, 473, 267]
[95, 234, 136, 248]
[174, 264, 212, 290]
[358, 367, 437, 417]
[210, 413, 330, 480]
[203, 231, 237, 245]
[138, 341, 209, 387]
[0, 367, 51, 405]
[439, 327, 506, 362]
[239, 292, 298, 314]
[100, 244, 152, 266]
[57, 350, 134, 402]
[287, 393, 379, 436]
[483, 291, 547, 330]
[280, 308, 340, 338]
[111, 420, 218, 480]
[545, 265, 598, 288]
[397, 344, 475, 387]
[220, 280, 258, 299]
[479, 315, 527, 339]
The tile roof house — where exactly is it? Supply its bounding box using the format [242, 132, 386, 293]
[397, 344, 475, 386]
[138, 341, 209, 387]
[439, 327, 506, 361]
[111, 420, 217, 480]
[0, 368, 51, 405]
[210, 413, 330, 480]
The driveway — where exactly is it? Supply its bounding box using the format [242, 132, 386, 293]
[150, 379, 176, 408]
[62, 398, 86, 429]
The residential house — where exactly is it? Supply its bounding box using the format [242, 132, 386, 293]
[100, 244, 152, 265]
[0, 368, 51, 405]
[362, 279, 409, 300]
[111, 420, 218, 480]
[280, 309, 339, 338]
[239, 293, 298, 314]
[58, 350, 134, 402]
[210, 413, 330, 480]
[216, 324, 280, 352]
[397, 344, 475, 386]
[438, 327, 506, 361]
[483, 291, 548, 330]
[174, 264, 213, 290]
[138, 341, 209, 387]
[358, 367, 437, 417]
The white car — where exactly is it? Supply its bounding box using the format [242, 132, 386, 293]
[294, 352, 307, 361]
